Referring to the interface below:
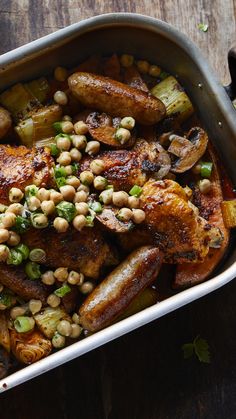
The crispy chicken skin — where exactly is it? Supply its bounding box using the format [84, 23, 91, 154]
[22, 226, 117, 279]
[140, 179, 210, 263]
[0, 145, 54, 204]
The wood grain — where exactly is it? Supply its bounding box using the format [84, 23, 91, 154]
[0, 1, 236, 418]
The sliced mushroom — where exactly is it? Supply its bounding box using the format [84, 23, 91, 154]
[0, 107, 12, 139]
[10, 329, 52, 364]
[168, 127, 208, 173]
[86, 111, 136, 148]
[96, 207, 134, 233]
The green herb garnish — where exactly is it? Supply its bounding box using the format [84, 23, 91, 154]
[182, 335, 210, 363]
[198, 23, 208, 32]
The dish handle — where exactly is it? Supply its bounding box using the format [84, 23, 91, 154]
[225, 46, 236, 101]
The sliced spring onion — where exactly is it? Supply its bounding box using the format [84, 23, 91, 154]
[88, 201, 103, 213]
[13, 215, 31, 233]
[0, 291, 15, 308]
[71, 162, 80, 175]
[14, 316, 35, 333]
[56, 177, 67, 188]
[129, 185, 143, 197]
[50, 143, 60, 157]
[85, 215, 95, 227]
[56, 201, 76, 222]
[7, 249, 23, 266]
[54, 284, 71, 298]
[25, 261, 41, 280]
[14, 244, 30, 260]
[200, 162, 213, 178]
[29, 248, 46, 263]
[53, 122, 64, 134]
[54, 166, 67, 178]
[25, 185, 38, 198]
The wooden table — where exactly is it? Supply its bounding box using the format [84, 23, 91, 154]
[0, 1, 236, 418]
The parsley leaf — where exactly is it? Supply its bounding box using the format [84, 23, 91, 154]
[198, 23, 208, 32]
[182, 335, 210, 363]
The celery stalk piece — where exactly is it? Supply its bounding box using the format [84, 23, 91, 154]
[25, 77, 50, 103]
[34, 306, 71, 338]
[0, 83, 39, 121]
[151, 76, 194, 123]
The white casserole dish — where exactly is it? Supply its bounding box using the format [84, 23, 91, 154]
[0, 13, 236, 392]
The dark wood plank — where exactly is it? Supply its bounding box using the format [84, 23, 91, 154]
[0, 2, 236, 419]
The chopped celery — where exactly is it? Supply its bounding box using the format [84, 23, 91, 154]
[34, 306, 71, 338]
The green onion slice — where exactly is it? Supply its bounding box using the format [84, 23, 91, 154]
[200, 162, 213, 178]
[25, 261, 41, 280]
[50, 143, 60, 157]
[29, 248, 46, 263]
[7, 249, 23, 266]
[14, 316, 35, 333]
[13, 215, 31, 233]
[14, 243, 30, 260]
[56, 201, 76, 222]
[88, 201, 102, 213]
[54, 284, 71, 298]
[129, 185, 143, 197]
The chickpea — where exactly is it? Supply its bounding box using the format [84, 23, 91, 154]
[71, 134, 87, 150]
[64, 165, 73, 176]
[93, 176, 108, 191]
[52, 332, 65, 348]
[2, 212, 16, 228]
[70, 323, 82, 338]
[7, 231, 20, 246]
[54, 66, 68, 82]
[115, 128, 131, 144]
[27, 196, 41, 211]
[99, 188, 113, 205]
[80, 171, 94, 186]
[67, 271, 82, 285]
[66, 176, 80, 188]
[53, 217, 69, 233]
[9, 187, 24, 203]
[54, 90, 68, 105]
[37, 188, 50, 202]
[41, 270, 55, 285]
[74, 191, 88, 203]
[112, 191, 129, 207]
[77, 184, 90, 194]
[192, 163, 202, 175]
[73, 214, 87, 231]
[62, 115, 72, 122]
[132, 209, 146, 224]
[117, 208, 133, 221]
[10, 306, 26, 320]
[72, 313, 81, 325]
[128, 196, 140, 209]
[137, 60, 150, 74]
[41, 200, 55, 215]
[90, 159, 105, 175]
[75, 202, 89, 215]
[50, 190, 63, 204]
[120, 54, 134, 67]
[59, 185, 76, 201]
[32, 214, 48, 228]
[57, 320, 72, 337]
[61, 121, 74, 134]
[70, 148, 82, 162]
[47, 294, 61, 308]
[29, 299, 42, 315]
[56, 135, 71, 151]
[74, 121, 88, 135]
[0, 244, 10, 262]
[54, 267, 68, 282]
[120, 117, 135, 130]
[85, 141, 100, 155]
[199, 179, 212, 194]
[0, 229, 9, 243]
[149, 65, 161, 77]
[57, 151, 71, 166]
[79, 281, 94, 295]
[6, 203, 23, 215]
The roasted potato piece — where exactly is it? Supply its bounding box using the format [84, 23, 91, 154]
[0, 107, 12, 139]
[10, 329, 52, 364]
[79, 246, 163, 332]
[68, 72, 166, 125]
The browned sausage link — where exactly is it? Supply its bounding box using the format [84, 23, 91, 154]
[79, 246, 163, 332]
[68, 72, 166, 125]
[0, 264, 49, 304]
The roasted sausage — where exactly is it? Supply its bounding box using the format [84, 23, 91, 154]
[0, 264, 49, 304]
[79, 246, 163, 332]
[68, 72, 166, 125]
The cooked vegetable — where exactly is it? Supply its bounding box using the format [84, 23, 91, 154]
[129, 185, 143, 197]
[0, 83, 39, 121]
[0, 290, 16, 309]
[68, 72, 166, 125]
[29, 248, 46, 263]
[151, 75, 194, 122]
[13, 216, 31, 234]
[54, 284, 71, 298]
[15, 105, 62, 147]
[96, 207, 134, 233]
[168, 127, 208, 173]
[200, 162, 213, 178]
[56, 201, 76, 222]
[0, 312, 10, 352]
[25, 261, 41, 280]
[14, 316, 35, 333]
[34, 306, 71, 338]
[0, 107, 12, 139]
[79, 246, 163, 332]
[7, 249, 23, 266]
[88, 201, 102, 213]
[26, 77, 50, 103]
[10, 329, 52, 364]
[15, 244, 30, 260]
[221, 200, 236, 228]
